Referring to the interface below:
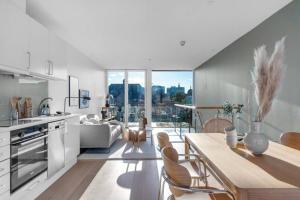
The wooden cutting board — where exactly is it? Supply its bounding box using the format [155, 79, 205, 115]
[23, 97, 32, 118]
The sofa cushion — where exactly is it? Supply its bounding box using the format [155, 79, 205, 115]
[80, 115, 88, 124]
[87, 114, 100, 121]
[110, 124, 122, 143]
[82, 121, 94, 125]
[88, 118, 100, 124]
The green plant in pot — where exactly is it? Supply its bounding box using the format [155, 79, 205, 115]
[244, 37, 286, 155]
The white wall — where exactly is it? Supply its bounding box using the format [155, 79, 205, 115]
[48, 45, 105, 116]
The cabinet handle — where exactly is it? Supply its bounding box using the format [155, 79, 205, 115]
[51, 61, 54, 75]
[26, 51, 31, 70]
[47, 60, 51, 75]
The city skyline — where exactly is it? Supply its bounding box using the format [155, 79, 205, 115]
[107, 71, 193, 91]
[109, 83, 191, 94]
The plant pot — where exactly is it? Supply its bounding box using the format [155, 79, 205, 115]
[224, 126, 237, 148]
[244, 122, 269, 155]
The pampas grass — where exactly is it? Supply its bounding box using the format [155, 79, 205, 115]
[251, 37, 286, 122]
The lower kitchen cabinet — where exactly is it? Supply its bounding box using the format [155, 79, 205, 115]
[10, 172, 47, 200]
[65, 116, 80, 164]
[0, 174, 10, 198]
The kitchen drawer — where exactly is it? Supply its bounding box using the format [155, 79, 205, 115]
[0, 173, 10, 196]
[0, 190, 9, 200]
[0, 159, 9, 177]
[19, 173, 46, 193]
[11, 172, 46, 200]
[0, 132, 9, 147]
[0, 146, 9, 162]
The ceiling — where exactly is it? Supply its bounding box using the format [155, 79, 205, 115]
[27, 0, 292, 70]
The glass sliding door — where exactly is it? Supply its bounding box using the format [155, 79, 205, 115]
[152, 71, 193, 128]
[127, 71, 145, 127]
[107, 71, 125, 122]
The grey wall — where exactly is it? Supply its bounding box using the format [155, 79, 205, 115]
[194, 1, 300, 141]
[0, 75, 48, 121]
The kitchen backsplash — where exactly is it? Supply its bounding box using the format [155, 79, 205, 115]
[0, 74, 48, 121]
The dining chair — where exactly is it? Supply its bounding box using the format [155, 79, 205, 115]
[157, 132, 172, 150]
[202, 118, 232, 133]
[157, 132, 207, 182]
[159, 146, 234, 200]
[280, 132, 300, 151]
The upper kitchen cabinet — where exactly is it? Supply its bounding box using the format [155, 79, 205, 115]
[28, 18, 49, 76]
[48, 33, 68, 80]
[0, 0, 29, 71]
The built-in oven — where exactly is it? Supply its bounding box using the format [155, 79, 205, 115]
[10, 123, 48, 193]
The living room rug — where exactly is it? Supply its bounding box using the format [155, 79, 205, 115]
[78, 129, 186, 160]
[79, 138, 161, 160]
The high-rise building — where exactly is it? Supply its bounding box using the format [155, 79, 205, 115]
[167, 84, 185, 97]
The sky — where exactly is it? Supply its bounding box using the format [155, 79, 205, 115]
[152, 71, 193, 90]
[107, 71, 193, 91]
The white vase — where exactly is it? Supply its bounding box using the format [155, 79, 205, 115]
[224, 126, 237, 148]
[244, 122, 269, 155]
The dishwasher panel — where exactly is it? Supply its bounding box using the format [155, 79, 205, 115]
[48, 120, 65, 178]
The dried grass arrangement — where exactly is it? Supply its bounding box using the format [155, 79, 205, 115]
[251, 37, 286, 122]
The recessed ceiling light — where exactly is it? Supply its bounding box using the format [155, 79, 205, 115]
[180, 40, 186, 46]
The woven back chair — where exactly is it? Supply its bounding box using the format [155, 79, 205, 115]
[161, 146, 234, 200]
[161, 146, 191, 197]
[157, 132, 172, 150]
[280, 132, 300, 151]
[202, 118, 232, 133]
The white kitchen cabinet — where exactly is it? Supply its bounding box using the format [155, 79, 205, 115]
[0, 174, 9, 198]
[0, 0, 29, 71]
[65, 116, 80, 164]
[48, 33, 68, 80]
[28, 18, 49, 76]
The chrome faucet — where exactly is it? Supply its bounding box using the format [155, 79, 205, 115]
[38, 97, 53, 116]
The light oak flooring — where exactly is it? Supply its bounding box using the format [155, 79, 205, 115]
[38, 159, 221, 200]
[37, 160, 106, 200]
[37, 159, 164, 200]
[37, 129, 221, 200]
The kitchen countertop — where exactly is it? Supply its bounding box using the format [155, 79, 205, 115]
[0, 114, 80, 133]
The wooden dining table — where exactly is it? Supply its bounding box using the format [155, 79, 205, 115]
[185, 133, 300, 200]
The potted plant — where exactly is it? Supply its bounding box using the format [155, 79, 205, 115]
[223, 101, 243, 148]
[244, 37, 286, 155]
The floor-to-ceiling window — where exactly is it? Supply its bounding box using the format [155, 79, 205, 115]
[107, 71, 125, 122]
[107, 70, 145, 126]
[152, 71, 193, 128]
[128, 71, 145, 127]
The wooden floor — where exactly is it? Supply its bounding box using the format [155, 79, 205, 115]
[38, 159, 164, 200]
[37, 131, 220, 200]
[37, 160, 106, 200]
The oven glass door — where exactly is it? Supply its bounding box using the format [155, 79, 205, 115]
[10, 135, 48, 193]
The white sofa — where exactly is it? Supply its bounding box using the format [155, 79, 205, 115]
[80, 114, 122, 149]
